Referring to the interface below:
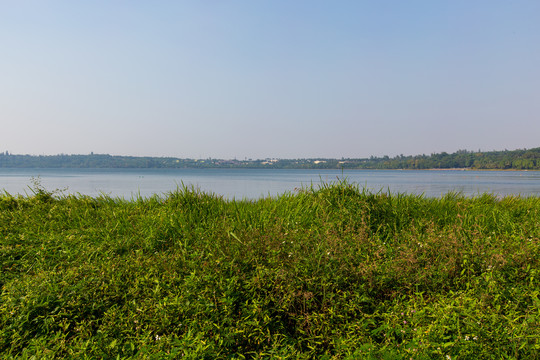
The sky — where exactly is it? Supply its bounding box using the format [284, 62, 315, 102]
[1, 1, 539, 159]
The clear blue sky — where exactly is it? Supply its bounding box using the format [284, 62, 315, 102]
[1, 1, 539, 159]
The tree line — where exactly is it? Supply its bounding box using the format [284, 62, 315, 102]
[0, 148, 539, 170]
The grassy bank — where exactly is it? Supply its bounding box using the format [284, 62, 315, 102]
[1, 182, 539, 359]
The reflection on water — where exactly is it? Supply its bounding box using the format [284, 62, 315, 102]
[0, 168, 538, 199]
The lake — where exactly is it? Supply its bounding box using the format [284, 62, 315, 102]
[0, 168, 538, 199]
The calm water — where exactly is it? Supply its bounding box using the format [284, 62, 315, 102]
[0, 168, 538, 199]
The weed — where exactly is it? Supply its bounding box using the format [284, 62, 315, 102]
[0, 182, 539, 358]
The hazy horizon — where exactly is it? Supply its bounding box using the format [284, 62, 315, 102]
[2, 146, 538, 161]
[2, 1, 539, 159]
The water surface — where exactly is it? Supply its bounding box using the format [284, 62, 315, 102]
[0, 168, 538, 199]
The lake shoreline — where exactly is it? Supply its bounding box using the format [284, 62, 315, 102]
[422, 167, 538, 171]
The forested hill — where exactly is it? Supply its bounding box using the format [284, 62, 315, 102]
[0, 148, 539, 170]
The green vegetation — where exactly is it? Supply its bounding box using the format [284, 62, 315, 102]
[1, 147, 539, 170]
[1, 181, 539, 359]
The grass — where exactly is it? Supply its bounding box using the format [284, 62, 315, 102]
[1, 181, 539, 359]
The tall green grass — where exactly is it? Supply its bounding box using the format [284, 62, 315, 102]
[1, 181, 539, 359]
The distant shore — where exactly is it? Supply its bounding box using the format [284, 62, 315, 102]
[422, 168, 469, 171]
[1, 147, 539, 171]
